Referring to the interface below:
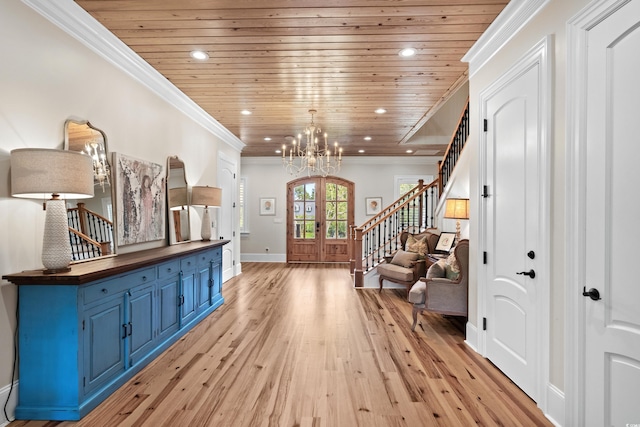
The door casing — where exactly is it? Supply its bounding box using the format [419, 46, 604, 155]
[566, 0, 640, 423]
[478, 36, 552, 407]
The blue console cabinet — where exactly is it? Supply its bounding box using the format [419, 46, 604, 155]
[3, 240, 227, 421]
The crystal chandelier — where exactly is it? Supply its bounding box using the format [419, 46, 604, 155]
[282, 109, 343, 177]
[83, 140, 111, 191]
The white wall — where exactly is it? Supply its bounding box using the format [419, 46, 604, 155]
[240, 157, 440, 260]
[0, 0, 241, 420]
[465, 0, 592, 397]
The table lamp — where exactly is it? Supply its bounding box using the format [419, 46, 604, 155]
[444, 198, 469, 241]
[191, 185, 222, 241]
[11, 148, 94, 273]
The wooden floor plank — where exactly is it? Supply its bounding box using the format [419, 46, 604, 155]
[9, 262, 552, 426]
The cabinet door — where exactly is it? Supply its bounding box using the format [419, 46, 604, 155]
[197, 264, 211, 310]
[158, 276, 180, 342]
[127, 283, 155, 366]
[211, 262, 221, 299]
[180, 270, 197, 327]
[83, 298, 125, 396]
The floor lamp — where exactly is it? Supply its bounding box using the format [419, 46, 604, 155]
[11, 148, 94, 273]
[191, 186, 222, 241]
[444, 198, 469, 241]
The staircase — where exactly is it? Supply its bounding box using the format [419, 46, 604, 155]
[67, 202, 114, 261]
[350, 98, 470, 287]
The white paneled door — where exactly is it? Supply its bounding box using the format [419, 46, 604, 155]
[481, 39, 550, 402]
[581, 0, 640, 424]
[218, 153, 236, 282]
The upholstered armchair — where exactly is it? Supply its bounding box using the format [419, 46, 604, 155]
[407, 239, 469, 331]
[377, 230, 439, 293]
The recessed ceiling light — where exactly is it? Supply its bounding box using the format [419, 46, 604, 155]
[190, 50, 209, 60]
[275, 149, 282, 154]
[406, 149, 413, 153]
[375, 108, 387, 114]
[358, 149, 365, 153]
[398, 48, 416, 58]
[241, 110, 252, 115]
[264, 137, 272, 141]
[364, 136, 372, 141]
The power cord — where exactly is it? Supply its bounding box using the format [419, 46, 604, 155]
[3, 291, 17, 423]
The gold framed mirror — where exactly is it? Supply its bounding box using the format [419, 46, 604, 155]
[167, 156, 191, 244]
[64, 119, 116, 260]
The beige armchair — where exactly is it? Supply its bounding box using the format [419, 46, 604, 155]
[377, 230, 439, 293]
[407, 239, 469, 331]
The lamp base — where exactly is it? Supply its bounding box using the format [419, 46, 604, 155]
[41, 198, 73, 272]
[201, 207, 212, 241]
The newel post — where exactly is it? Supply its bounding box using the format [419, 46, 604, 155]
[77, 202, 88, 235]
[353, 227, 364, 287]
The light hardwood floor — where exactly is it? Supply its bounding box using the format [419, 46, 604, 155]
[11, 262, 552, 427]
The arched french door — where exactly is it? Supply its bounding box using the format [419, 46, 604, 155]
[286, 176, 354, 263]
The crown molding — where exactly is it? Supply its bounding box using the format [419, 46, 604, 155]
[22, 0, 245, 153]
[462, 0, 550, 77]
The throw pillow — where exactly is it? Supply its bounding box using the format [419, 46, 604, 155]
[390, 249, 420, 268]
[444, 252, 460, 281]
[426, 260, 447, 279]
[406, 234, 428, 258]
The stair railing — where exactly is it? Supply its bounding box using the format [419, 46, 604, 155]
[438, 98, 469, 193]
[67, 202, 113, 261]
[350, 98, 470, 287]
[351, 178, 440, 287]
[68, 228, 110, 261]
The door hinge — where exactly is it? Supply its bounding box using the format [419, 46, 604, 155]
[82, 320, 85, 330]
[233, 202, 236, 208]
[483, 251, 488, 264]
[83, 377, 86, 387]
[481, 185, 490, 198]
[483, 317, 487, 330]
[483, 119, 488, 132]
[233, 231, 236, 237]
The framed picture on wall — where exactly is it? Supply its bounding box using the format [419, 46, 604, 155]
[259, 197, 276, 216]
[365, 197, 382, 215]
[114, 152, 166, 246]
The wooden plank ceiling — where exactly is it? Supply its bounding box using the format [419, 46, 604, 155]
[75, 0, 509, 157]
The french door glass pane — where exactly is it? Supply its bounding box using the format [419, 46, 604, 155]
[293, 183, 316, 239]
[337, 221, 347, 238]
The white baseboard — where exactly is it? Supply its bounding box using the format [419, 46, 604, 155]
[464, 321, 478, 352]
[545, 383, 565, 427]
[240, 253, 286, 262]
[0, 380, 18, 426]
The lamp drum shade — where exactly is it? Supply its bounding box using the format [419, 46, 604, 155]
[11, 148, 94, 199]
[444, 198, 469, 220]
[191, 186, 222, 208]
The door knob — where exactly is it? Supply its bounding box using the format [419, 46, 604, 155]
[516, 269, 536, 279]
[527, 251, 535, 259]
[582, 287, 601, 301]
